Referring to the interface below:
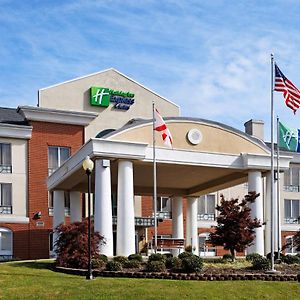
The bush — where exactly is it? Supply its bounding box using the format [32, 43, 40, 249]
[146, 260, 166, 272]
[178, 251, 193, 260]
[128, 253, 143, 262]
[113, 256, 129, 266]
[123, 259, 141, 269]
[92, 258, 106, 269]
[99, 254, 108, 263]
[282, 254, 300, 265]
[106, 261, 122, 271]
[222, 254, 233, 261]
[181, 255, 203, 273]
[246, 253, 263, 262]
[165, 257, 181, 270]
[251, 257, 270, 270]
[148, 253, 166, 263]
[163, 253, 173, 259]
[185, 245, 193, 252]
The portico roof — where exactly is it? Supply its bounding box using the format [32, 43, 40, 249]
[47, 118, 292, 196]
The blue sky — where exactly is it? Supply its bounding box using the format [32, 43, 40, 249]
[1, 0, 300, 140]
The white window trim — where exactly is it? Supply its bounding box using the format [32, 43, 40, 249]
[0, 227, 13, 258]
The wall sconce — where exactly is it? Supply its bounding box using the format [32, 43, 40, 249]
[33, 211, 42, 220]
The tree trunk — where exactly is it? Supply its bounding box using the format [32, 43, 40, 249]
[230, 248, 236, 262]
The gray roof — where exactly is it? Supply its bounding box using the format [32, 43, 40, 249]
[0, 107, 28, 126]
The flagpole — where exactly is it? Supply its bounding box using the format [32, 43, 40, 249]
[270, 53, 275, 271]
[152, 101, 158, 254]
[276, 116, 281, 260]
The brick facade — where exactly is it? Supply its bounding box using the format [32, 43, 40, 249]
[20, 121, 83, 259]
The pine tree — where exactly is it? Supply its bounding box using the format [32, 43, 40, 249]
[209, 192, 262, 261]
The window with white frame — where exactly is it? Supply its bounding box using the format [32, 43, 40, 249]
[0, 183, 12, 214]
[48, 191, 71, 216]
[285, 235, 299, 255]
[198, 194, 216, 221]
[156, 197, 172, 219]
[0, 143, 12, 173]
[48, 146, 70, 175]
[199, 233, 216, 257]
[284, 199, 300, 224]
[284, 167, 300, 192]
[0, 227, 12, 259]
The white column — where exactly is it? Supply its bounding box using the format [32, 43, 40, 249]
[70, 191, 82, 223]
[53, 190, 65, 252]
[186, 197, 199, 255]
[94, 159, 113, 257]
[265, 172, 272, 255]
[172, 196, 184, 256]
[117, 160, 135, 256]
[247, 171, 264, 255]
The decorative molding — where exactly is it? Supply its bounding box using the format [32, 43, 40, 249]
[0, 216, 29, 224]
[18, 106, 98, 126]
[0, 123, 32, 139]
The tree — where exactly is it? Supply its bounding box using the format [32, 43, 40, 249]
[209, 192, 262, 261]
[55, 218, 104, 269]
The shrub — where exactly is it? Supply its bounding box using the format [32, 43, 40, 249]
[128, 253, 143, 262]
[99, 254, 108, 263]
[148, 253, 166, 263]
[163, 253, 173, 259]
[181, 255, 203, 273]
[251, 257, 270, 270]
[106, 261, 122, 271]
[92, 258, 106, 269]
[178, 251, 193, 260]
[185, 245, 193, 252]
[146, 260, 166, 272]
[113, 256, 129, 266]
[246, 253, 263, 262]
[282, 254, 300, 265]
[222, 254, 233, 261]
[55, 219, 103, 269]
[123, 259, 141, 269]
[165, 257, 182, 270]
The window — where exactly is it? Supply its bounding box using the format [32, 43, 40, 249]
[156, 197, 172, 219]
[198, 194, 215, 221]
[0, 228, 12, 260]
[199, 233, 216, 257]
[284, 167, 300, 192]
[48, 191, 70, 216]
[284, 199, 300, 224]
[48, 146, 70, 175]
[285, 236, 299, 255]
[0, 143, 11, 173]
[0, 183, 12, 214]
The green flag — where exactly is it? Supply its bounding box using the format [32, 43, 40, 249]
[279, 121, 300, 152]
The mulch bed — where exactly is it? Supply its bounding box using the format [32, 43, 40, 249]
[55, 265, 300, 282]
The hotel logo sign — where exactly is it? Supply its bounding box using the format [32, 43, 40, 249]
[90, 86, 135, 110]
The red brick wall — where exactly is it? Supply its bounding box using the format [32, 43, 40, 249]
[25, 121, 84, 259]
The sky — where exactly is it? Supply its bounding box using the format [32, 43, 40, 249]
[1, 0, 300, 141]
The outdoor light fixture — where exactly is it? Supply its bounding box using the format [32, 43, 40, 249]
[82, 156, 94, 280]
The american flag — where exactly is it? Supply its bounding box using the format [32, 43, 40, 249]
[274, 64, 300, 114]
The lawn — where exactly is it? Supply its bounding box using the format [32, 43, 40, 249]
[0, 260, 299, 300]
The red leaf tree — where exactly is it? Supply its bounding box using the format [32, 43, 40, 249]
[209, 192, 262, 261]
[55, 218, 104, 269]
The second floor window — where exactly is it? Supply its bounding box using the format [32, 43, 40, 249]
[284, 199, 300, 224]
[198, 194, 216, 221]
[0, 183, 12, 214]
[48, 146, 70, 175]
[48, 191, 71, 216]
[156, 197, 172, 219]
[0, 143, 11, 173]
[284, 167, 300, 192]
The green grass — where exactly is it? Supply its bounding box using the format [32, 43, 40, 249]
[0, 260, 299, 300]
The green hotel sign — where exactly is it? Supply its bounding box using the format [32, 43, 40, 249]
[90, 87, 135, 110]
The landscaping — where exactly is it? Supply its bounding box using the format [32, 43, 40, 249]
[0, 260, 300, 300]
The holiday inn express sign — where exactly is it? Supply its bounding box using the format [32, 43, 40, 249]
[90, 86, 135, 110]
